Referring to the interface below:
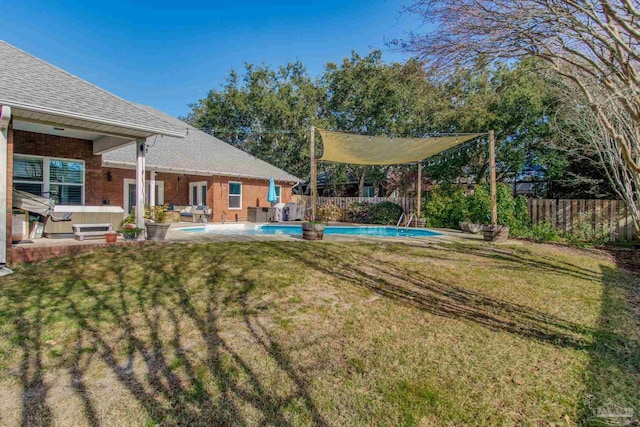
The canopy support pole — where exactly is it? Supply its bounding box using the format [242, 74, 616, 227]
[310, 125, 317, 221]
[416, 160, 422, 217]
[489, 130, 497, 226]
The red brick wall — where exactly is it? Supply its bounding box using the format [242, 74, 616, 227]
[102, 168, 213, 209]
[211, 176, 293, 222]
[10, 129, 294, 225]
[13, 130, 103, 205]
[5, 122, 13, 265]
[102, 167, 293, 222]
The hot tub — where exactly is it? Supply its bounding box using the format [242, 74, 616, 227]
[45, 206, 125, 238]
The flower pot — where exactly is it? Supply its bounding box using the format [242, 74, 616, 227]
[467, 223, 483, 234]
[145, 222, 170, 241]
[105, 232, 118, 243]
[482, 225, 510, 242]
[123, 233, 138, 241]
[302, 222, 324, 240]
[415, 218, 426, 228]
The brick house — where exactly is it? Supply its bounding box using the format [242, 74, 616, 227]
[101, 104, 300, 222]
[0, 41, 299, 267]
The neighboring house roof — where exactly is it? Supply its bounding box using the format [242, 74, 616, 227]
[103, 104, 302, 183]
[0, 41, 185, 138]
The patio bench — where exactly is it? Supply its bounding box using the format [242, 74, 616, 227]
[72, 223, 113, 241]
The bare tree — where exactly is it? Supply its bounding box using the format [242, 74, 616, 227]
[397, 0, 640, 230]
[559, 82, 640, 232]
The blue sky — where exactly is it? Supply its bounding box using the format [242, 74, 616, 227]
[1, 1, 423, 117]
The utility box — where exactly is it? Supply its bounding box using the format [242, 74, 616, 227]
[247, 207, 275, 223]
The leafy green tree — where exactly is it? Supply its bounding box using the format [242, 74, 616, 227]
[321, 51, 445, 195]
[424, 59, 562, 185]
[186, 62, 326, 179]
[186, 52, 608, 200]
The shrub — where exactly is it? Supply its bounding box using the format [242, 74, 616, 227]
[318, 202, 345, 222]
[368, 201, 405, 225]
[422, 185, 468, 229]
[511, 196, 531, 235]
[566, 213, 611, 246]
[346, 202, 370, 223]
[529, 221, 561, 242]
[423, 184, 537, 234]
[466, 185, 491, 225]
[145, 205, 167, 223]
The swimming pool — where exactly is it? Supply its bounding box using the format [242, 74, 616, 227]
[175, 224, 442, 238]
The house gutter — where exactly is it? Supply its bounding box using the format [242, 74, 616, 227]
[1, 100, 186, 138]
[0, 105, 12, 274]
[102, 160, 302, 184]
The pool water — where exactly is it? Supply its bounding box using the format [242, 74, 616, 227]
[176, 224, 442, 238]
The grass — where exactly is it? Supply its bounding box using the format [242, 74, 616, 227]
[0, 240, 638, 426]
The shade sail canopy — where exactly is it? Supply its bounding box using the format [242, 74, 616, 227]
[318, 130, 484, 165]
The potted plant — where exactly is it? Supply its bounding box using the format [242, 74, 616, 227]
[120, 223, 144, 241]
[145, 205, 171, 241]
[302, 220, 325, 240]
[119, 213, 143, 241]
[105, 231, 118, 243]
[482, 224, 510, 242]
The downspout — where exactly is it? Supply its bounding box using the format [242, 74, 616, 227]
[0, 106, 12, 274]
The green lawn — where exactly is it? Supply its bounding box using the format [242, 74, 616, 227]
[0, 241, 638, 426]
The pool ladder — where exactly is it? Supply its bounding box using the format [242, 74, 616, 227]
[396, 213, 416, 229]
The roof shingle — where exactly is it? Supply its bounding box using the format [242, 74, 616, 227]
[0, 41, 185, 137]
[104, 104, 302, 183]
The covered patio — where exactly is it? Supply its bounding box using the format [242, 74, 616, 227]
[0, 41, 185, 269]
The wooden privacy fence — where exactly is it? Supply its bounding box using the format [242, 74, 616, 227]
[293, 195, 638, 242]
[292, 196, 416, 215]
[528, 199, 638, 242]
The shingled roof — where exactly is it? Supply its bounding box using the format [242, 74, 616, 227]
[103, 105, 302, 183]
[0, 41, 185, 138]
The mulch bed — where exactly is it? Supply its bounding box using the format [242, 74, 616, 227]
[604, 245, 640, 275]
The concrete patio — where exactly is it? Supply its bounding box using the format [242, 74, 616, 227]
[10, 222, 487, 265]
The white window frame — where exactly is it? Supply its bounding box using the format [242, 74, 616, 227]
[228, 181, 242, 210]
[123, 178, 164, 213]
[274, 185, 282, 203]
[363, 186, 375, 197]
[13, 154, 85, 205]
[189, 181, 208, 206]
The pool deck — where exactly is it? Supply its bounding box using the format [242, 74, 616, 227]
[10, 221, 485, 265]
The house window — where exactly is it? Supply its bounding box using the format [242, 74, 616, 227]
[228, 181, 242, 209]
[275, 185, 281, 203]
[13, 155, 84, 205]
[363, 186, 375, 197]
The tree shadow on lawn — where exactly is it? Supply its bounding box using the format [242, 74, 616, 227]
[4, 243, 331, 427]
[578, 265, 640, 424]
[277, 242, 640, 423]
[277, 242, 598, 349]
[3, 241, 639, 426]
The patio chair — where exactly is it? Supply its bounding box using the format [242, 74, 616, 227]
[194, 205, 212, 223]
[180, 205, 212, 223]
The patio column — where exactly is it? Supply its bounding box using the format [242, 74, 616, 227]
[135, 139, 146, 239]
[0, 106, 11, 269]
